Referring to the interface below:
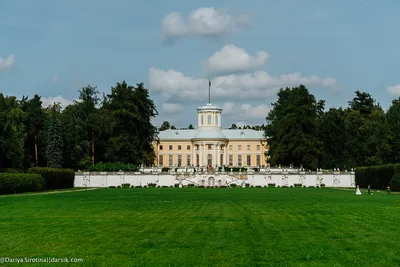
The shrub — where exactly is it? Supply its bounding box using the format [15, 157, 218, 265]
[294, 183, 302, 188]
[309, 186, 315, 188]
[220, 186, 227, 188]
[320, 184, 325, 187]
[162, 167, 169, 172]
[0, 173, 45, 194]
[187, 184, 195, 188]
[117, 186, 121, 188]
[0, 168, 24, 173]
[355, 163, 400, 190]
[28, 167, 74, 190]
[255, 185, 262, 188]
[174, 183, 180, 188]
[162, 186, 169, 188]
[268, 183, 276, 187]
[109, 186, 116, 188]
[198, 185, 205, 188]
[230, 184, 237, 188]
[148, 183, 157, 188]
[224, 167, 247, 172]
[245, 183, 250, 188]
[88, 162, 138, 172]
[390, 173, 400, 191]
[135, 186, 142, 188]
[121, 183, 130, 188]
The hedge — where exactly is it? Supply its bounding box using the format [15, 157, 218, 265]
[88, 162, 138, 172]
[355, 164, 400, 190]
[0, 173, 45, 194]
[28, 167, 75, 190]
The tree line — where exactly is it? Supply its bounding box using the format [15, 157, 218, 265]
[265, 85, 400, 170]
[0, 81, 157, 171]
[1, 82, 399, 171]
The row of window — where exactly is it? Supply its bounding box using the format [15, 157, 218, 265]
[159, 144, 262, 151]
[200, 114, 218, 125]
[158, 154, 262, 167]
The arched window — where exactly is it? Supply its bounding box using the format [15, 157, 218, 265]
[208, 115, 211, 124]
[201, 115, 204, 125]
[215, 114, 218, 125]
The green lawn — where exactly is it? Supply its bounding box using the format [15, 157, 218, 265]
[0, 188, 399, 266]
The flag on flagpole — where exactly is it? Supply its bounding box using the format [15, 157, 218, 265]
[209, 78, 211, 87]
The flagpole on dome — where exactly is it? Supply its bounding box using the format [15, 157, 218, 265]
[208, 78, 211, 104]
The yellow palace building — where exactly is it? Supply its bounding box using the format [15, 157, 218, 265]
[154, 87, 268, 168]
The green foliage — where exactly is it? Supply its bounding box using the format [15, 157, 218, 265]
[162, 167, 170, 172]
[268, 183, 276, 187]
[266, 85, 322, 170]
[88, 162, 138, 172]
[355, 164, 400, 190]
[121, 183, 130, 188]
[46, 103, 64, 168]
[294, 183, 302, 187]
[390, 173, 400, 191]
[28, 167, 74, 190]
[0, 173, 45, 194]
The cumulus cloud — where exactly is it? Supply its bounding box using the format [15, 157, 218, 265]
[162, 103, 185, 114]
[220, 102, 268, 120]
[204, 45, 269, 75]
[148, 68, 337, 101]
[387, 85, 400, 97]
[0, 54, 15, 71]
[41, 95, 75, 109]
[161, 7, 250, 42]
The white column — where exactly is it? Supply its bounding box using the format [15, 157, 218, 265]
[192, 144, 196, 166]
[224, 145, 227, 166]
[214, 144, 217, 167]
[217, 144, 220, 166]
[199, 144, 203, 166]
[218, 112, 221, 126]
[204, 144, 207, 166]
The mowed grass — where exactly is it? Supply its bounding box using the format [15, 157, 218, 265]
[0, 188, 399, 266]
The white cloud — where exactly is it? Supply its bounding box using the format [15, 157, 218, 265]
[239, 103, 269, 120]
[387, 85, 400, 97]
[0, 54, 15, 71]
[220, 102, 269, 120]
[161, 7, 250, 42]
[162, 103, 185, 114]
[204, 45, 269, 75]
[148, 68, 337, 101]
[41, 95, 75, 109]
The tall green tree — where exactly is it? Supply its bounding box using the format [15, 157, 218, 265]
[159, 121, 170, 131]
[265, 85, 322, 169]
[21, 95, 46, 168]
[102, 81, 158, 165]
[317, 108, 347, 169]
[0, 94, 26, 169]
[387, 97, 400, 162]
[46, 102, 64, 168]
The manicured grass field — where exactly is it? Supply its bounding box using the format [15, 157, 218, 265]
[1, 188, 399, 266]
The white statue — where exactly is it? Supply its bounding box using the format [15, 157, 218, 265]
[356, 185, 362, 195]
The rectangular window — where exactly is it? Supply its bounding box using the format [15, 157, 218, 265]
[159, 145, 163, 150]
[169, 145, 172, 150]
[187, 145, 190, 150]
[178, 155, 182, 166]
[178, 145, 181, 150]
[168, 155, 173, 166]
[158, 155, 163, 166]
[229, 155, 233, 166]
[247, 155, 251, 166]
[208, 144, 212, 150]
[256, 145, 260, 151]
[186, 155, 191, 166]
[238, 155, 242, 166]
[247, 145, 251, 151]
[229, 145, 233, 150]
[256, 155, 261, 166]
[238, 145, 242, 150]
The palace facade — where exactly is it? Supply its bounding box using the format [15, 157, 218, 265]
[154, 100, 268, 168]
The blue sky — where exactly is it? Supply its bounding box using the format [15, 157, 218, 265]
[1, 0, 400, 128]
